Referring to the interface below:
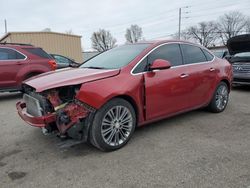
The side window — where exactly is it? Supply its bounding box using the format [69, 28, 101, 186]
[0, 48, 25, 60]
[133, 58, 148, 74]
[201, 49, 214, 61]
[24, 48, 51, 59]
[148, 44, 183, 66]
[181, 44, 207, 64]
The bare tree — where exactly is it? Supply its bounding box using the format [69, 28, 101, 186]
[91, 29, 117, 52]
[65, 29, 73, 34]
[172, 31, 191, 41]
[184, 21, 219, 47]
[125, 24, 143, 43]
[42, 28, 52, 32]
[245, 17, 250, 34]
[217, 11, 247, 45]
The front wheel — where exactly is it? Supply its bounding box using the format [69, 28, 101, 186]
[89, 98, 136, 151]
[208, 82, 229, 113]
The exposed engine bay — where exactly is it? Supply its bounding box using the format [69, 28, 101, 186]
[22, 84, 96, 141]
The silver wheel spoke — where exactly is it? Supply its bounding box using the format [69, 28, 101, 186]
[115, 131, 119, 145]
[101, 127, 113, 137]
[119, 108, 128, 120]
[107, 109, 115, 120]
[116, 106, 121, 119]
[121, 126, 131, 131]
[120, 116, 132, 125]
[107, 129, 116, 144]
[119, 129, 127, 141]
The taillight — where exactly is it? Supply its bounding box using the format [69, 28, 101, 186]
[48, 60, 57, 70]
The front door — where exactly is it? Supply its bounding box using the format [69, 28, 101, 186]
[145, 66, 190, 120]
[142, 43, 191, 120]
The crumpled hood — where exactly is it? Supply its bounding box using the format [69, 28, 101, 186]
[227, 34, 250, 55]
[24, 68, 120, 92]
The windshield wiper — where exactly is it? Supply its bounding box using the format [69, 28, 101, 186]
[83, 66, 106, 69]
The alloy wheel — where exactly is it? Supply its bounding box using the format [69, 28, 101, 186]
[215, 84, 229, 111]
[101, 106, 133, 147]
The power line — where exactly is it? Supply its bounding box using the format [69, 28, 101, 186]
[80, 8, 179, 33]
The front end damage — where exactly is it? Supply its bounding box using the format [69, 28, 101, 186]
[16, 84, 96, 142]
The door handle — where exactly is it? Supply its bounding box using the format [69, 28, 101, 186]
[209, 68, 215, 72]
[180, 73, 189, 78]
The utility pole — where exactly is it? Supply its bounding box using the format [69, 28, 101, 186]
[178, 8, 181, 40]
[4, 19, 7, 34]
[178, 6, 189, 40]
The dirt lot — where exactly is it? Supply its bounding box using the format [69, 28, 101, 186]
[0, 87, 250, 188]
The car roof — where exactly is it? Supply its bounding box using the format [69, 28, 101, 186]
[0, 43, 36, 48]
[137, 39, 203, 47]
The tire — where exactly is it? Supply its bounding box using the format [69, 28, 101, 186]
[89, 98, 136, 151]
[207, 82, 229, 113]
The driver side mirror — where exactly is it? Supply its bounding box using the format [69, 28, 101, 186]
[149, 59, 171, 70]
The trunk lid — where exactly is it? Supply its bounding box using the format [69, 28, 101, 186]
[227, 34, 250, 55]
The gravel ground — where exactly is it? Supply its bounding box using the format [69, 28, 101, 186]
[0, 87, 250, 188]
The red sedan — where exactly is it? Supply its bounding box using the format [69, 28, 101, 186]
[16, 40, 232, 151]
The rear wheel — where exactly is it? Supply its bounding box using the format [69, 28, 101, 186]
[208, 82, 229, 113]
[89, 98, 136, 151]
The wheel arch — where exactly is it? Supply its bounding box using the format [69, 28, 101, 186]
[24, 71, 43, 80]
[220, 78, 231, 92]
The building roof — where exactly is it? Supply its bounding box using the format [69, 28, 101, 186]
[0, 31, 82, 42]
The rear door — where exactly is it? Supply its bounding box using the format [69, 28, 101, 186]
[0, 47, 27, 89]
[180, 44, 217, 107]
[142, 43, 191, 120]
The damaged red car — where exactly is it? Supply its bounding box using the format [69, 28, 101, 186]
[16, 40, 232, 151]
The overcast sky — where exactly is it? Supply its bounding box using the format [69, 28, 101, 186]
[1, 0, 250, 50]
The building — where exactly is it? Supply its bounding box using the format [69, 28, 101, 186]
[0, 31, 83, 62]
[82, 51, 100, 62]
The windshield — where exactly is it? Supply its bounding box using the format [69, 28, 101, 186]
[80, 44, 149, 69]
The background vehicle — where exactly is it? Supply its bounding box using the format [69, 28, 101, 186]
[17, 40, 232, 151]
[227, 34, 250, 85]
[213, 50, 229, 59]
[50, 54, 79, 69]
[0, 43, 56, 92]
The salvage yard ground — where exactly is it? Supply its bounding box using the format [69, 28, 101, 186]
[0, 87, 250, 188]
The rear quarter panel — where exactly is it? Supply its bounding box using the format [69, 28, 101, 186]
[204, 58, 232, 105]
[215, 58, 233, 89]
[16, 59, 52, 86]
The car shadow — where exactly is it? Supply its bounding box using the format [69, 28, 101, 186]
[232, 85, 250, 91]
[56, 109, 207, 156]
[29, 129, 102, 157]
[0, 92, 22, 102]
[135, 109, 204, 133]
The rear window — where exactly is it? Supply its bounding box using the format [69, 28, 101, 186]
[181, 44, 207, 64]
[24, 48, 51, 59]
[202, 49, 214, 61]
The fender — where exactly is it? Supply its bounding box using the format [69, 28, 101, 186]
[76, 72, 145, 123]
